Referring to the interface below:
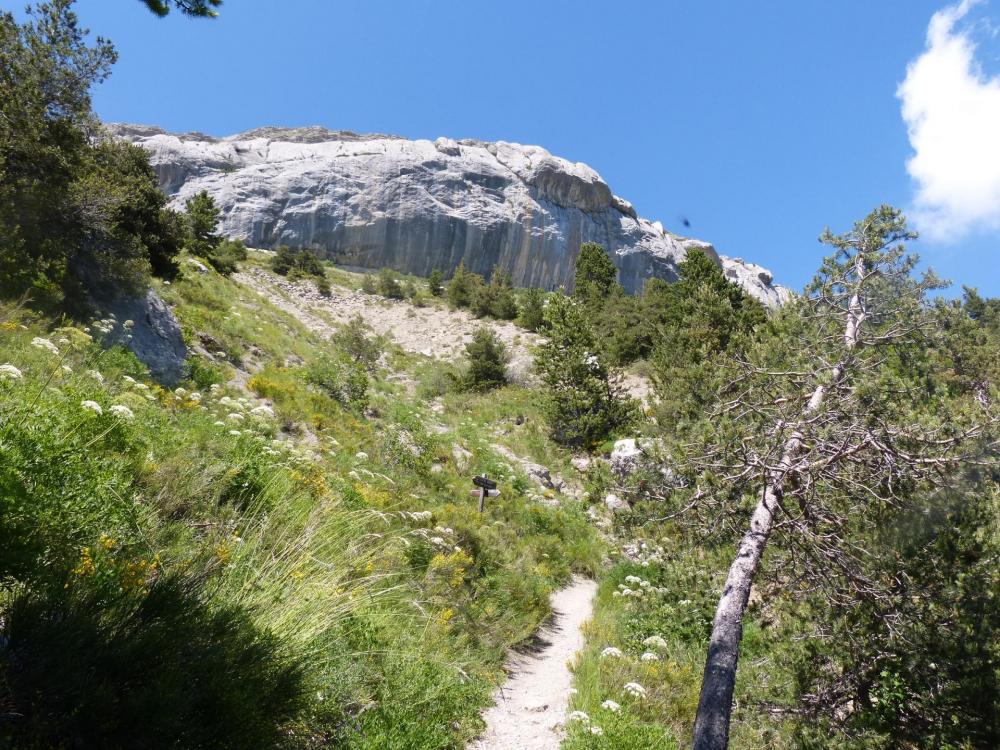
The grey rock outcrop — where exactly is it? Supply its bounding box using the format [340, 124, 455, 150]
[102, 288, 188, 386]
[110, 123, 789, 305]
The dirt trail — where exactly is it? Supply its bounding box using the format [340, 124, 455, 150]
[468, 576, 598, 750]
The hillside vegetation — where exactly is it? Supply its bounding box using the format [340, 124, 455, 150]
[2, 3, 999, 749]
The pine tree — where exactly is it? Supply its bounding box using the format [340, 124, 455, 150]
[428, 268, 444, 297]
[537, 294, 638, 447]
[462, 327, 510, 392]
[573, 242, 618, 307]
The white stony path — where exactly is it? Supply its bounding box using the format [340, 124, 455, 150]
[468, 576, 598, 750]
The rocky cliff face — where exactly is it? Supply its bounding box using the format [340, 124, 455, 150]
[111, 124, 789, 306]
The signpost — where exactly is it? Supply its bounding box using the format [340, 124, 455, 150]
[470, 474, 500, 512]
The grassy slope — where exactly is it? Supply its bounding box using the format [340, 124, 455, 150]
[0, 254, 600, 749]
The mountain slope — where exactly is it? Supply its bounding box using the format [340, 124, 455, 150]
[110, 124, 789, 307]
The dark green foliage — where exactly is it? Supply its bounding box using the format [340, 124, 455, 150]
[478, 267, 519, 320]
[517, 287, 546, 332]
[184, 190, 221, 256]
[462, 327, 510, 391]
[269, 245, 324, 280]
[573, 242, 618, 307]
[360, 273, 377, 294]
[316, 274, 331, 297]
[189, 357, 225, 389]
[647, 248, 765, 423]
[448, 263, 516, 319]
[270, 245, 295, 275]
[446, 261, 484, 309]
[377, 268, 404, 299]
[428, 268, 444, 297]
[0, 576, 305, 750]
[181, 191, 243, 276]
[0, 2, 183, 304]
[331, 314, 383, 372]
[593, 286, 649, 365]
[141, 0, 222, 17]
[537, 294, 639, 447]
[305, 353, 369, 410]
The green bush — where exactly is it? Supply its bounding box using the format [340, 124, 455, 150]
[1, 575, 305, 750]
[304, 352, 369, 410]
[446, 261, 484, 309]
[517, 287, 546, 331]
[377, 268, 404, 299]
[428, 268, 444, 297]
[462, 327, 510, 392]
[537, 294, 638, 447]
[331, 314, 383, 372]
[270, 245, 324, 280]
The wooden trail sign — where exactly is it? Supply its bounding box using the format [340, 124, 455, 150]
[471, 474, 500, 512]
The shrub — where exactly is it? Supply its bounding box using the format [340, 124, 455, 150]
[331, 315, 382, 372]
[573, 242, 618, 307]
[446, 261, 484, 309]
[360, 274, 377, 294]
[271, 246, 324, 280]
[1, 575, 305, 749]
[304, 353, 368, 410]
[462, 327, 509, 392]
[517, 287, 546, 331]
[271, 245, 296, 276]
[377, 268, 403, 299]
[316, 274, 332, 297]
[428, 268, 444, 297]
[537, 294, 638, 447]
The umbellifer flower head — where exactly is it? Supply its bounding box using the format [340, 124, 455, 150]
[81, 400, 103, 415]
[109, 404, 134, 420]
[31, 337, 59, 355]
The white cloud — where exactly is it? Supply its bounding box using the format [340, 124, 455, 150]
[898, 0, 1000, 242]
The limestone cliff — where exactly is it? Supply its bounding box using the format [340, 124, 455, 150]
[110, 124, 790, 306]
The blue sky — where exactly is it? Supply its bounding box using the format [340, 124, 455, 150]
[12, 0, 1000, 296]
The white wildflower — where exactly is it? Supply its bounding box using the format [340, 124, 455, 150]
[601, 699, 621, 713]
[80, 400, 103, 415]
[355, 451, 369, 461]
[228, 430, 242, 437]
[109, 404, 134, 420]
[31, 337, 59, 355]
[623, 682, 647, 698]
[430, 536, 445, 546]
[589, 726, 603, 735]
[85, 369, 104, 384]
[678, 599, 692, 606]
[250, 405, 274, 418]
[0, 364, 23, 381]
[567, 710, 590, 723]
[619, 588, 634, 597]
[189, 391, 202, 402]
[213, 420, 226, 427]
[122, 375, 136, 385]
[226, 412, 244, 422]
[61, 365, 72, 373]
[624, 575, 642, 585]
[642, 635, 668, 650]
[640, 652, 660, 662]
[600, 646, 624, 659]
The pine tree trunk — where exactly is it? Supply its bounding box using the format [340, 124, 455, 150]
[692, 254, 866, 749]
